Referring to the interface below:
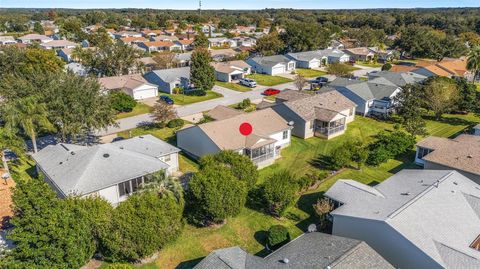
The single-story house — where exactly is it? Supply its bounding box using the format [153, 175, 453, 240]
[246, 55, 296, 76]
[286, 51, 323, 69]
[98, 73, 158, 100]
[177, 108, 292, 168]
[144, 67, 191, 94]
[209, 48, 238, 62]
[231, 36, 256, 48]
[318, 48, 351, 64]
[369, 47, 395, 62]
[0, 36, 16, 45]
[141, 29, 164, 38]
[415, 134, 480, 183]
[329, 77, 401, 117]
[58, 48, 74, 62]
[151, 35, 179, 42]
[343, 47, 376, 62]
[173, 52, 192, 67]
[210, 60, 251, 82]
[40, 39, 78, 50]
[206, 105, 244, 121]
[32, 135, 180, 205]
[138, 41, 182, 52]
[17, 34, 53, 44]
[119, 36, 148, 45]
[272, 89, 356, 139]
[208, 37, 236, 48]
[325, 169, 480, 269]
[114, 31, 143, 39]
[194, 232, 392, 269]
[138, 57, 157, 72]
[411, 58, 473, 80]
[176, 39, 194, 51]
[367, 71, 427, 87]
[65, 62, 87, 77]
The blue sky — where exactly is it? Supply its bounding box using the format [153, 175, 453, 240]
[1, 0, 479, 9]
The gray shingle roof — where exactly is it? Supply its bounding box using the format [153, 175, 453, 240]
[250, 55, 293, 67]
[286, 51, 322, 62]
[148, 67, 190, 83]
[32, 136, 177, 195]
[329, 77, 399, 101]
[369, 71, 427, 87]
[194, 246, 265, 269]
[325, 170, 480, 268]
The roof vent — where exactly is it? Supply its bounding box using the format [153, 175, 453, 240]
[288, 121, 294, 126]
[467, 155, 473, 158]
[401, 192, 410, 196]
[59, 162, 63, 165]
[103, 153, 110, 158]
[281, 258, 289, 264]
[70, 151, 75, 155]
[307, 224, 317, 233]
[139, 136, 144, 139]
[119, 146, 124, 150]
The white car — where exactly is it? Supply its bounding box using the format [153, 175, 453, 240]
[239, 78, 257, 88]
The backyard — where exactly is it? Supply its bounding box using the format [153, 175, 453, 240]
[295, 68, 327, 78]
[115, 102, 153, 119]
[160, 91, 223, 106]
[215, 81, 252, 92]
[247, 74, 292, 86]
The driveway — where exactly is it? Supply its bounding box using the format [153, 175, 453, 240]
[95, 82, 296, 136]
[352, 65, 381, 77]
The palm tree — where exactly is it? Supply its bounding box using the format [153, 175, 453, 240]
[0, 127, 24, 175]
[3, 96, 53, 153]
[467, 46, 480, 82]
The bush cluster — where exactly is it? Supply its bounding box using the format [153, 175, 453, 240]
[267, 225, 290, 248]
[167, 118, 185, 128]
[109, 91, 136, 113]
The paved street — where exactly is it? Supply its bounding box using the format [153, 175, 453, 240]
[95, 82, 296, 136]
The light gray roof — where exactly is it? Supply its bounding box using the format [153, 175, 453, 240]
[264, 232, 393, 268]
[32, 136, 177, 196]
[174, 52, 192, 62]
[249, 55, 293, 67]
[325, 170, 480, 268]
[317, 48, 348, 58]
[195, 232, 392, 269]
[329, 77, 399, 101]
[147, 67, 190, 83]
[369, 71, 427, 87]
[286, 51, 322, 62]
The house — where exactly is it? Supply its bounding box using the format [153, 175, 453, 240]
[141, 29, 164, 38]
[411, 58, 472, 79]
[206, 105, 244, 121]
[144, 67, 191, 94]
[475, 124, 480, 136]
[286, 51, 323, 69]
[415, 134, 480, 183]
[210, 48, 238, 62]
[368, 71, 427, 87]
[138, 41, 181, 52]
[328, 40, 345, 50]
[200, 24, 216, 34]
[32, 135, 180, 205]
[208, 37, 236, 48]
[114, 31, 142, 39]
[369, 47, 395, 63]
[272, 89, 356, 139]
[343, 47, 375, 62]
[324, 169, 480, 269]
[173, 52, 192, 67]
[40, 39, 78, 50]
[210, 60, 251, 82]
[175, 39, 194, 51]
[98, 74, 158, 100]
[119, 36, 148, 45]
[65, 62, 87, 77]
[138, 57, 157, 72]
[57, 48, 74, 62]
[176, 108, 292, 168]
[246, 55, 296, 76]
[194, 231, 393, 269]
[318, 49, 351, 64]
[17, 34, 53, 44]
[231, 36, 256, 48]
[151, 35, 179, 42]
[329, 77, 401, 117]
[0, 36, 16, 45]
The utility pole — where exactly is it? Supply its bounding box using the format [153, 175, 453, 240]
[199, 0, 202, 14]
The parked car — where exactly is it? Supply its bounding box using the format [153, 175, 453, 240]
[239, 78, 257, 88]
[314, 76, 329, 83]
[263, 88, 281, 96]
[159, 95, 174, 105]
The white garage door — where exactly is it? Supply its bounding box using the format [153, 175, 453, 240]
[271, 65, 286, 75]
[133, 87, 158, 100]
[310, 59, 321, 68]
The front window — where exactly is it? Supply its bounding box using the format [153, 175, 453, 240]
[417, 147, 433, 160]
[282, 130, 288, 140]
[164, 154, 171, 162]
[118, 177, 144, 198]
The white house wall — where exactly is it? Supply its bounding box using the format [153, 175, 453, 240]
[158, 152, 179, 175]
[269, 129, 291, 148]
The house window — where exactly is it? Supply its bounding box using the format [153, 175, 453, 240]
[118, 177, 143, 197]
[282, 130, 288, 140]
[163, 154, 171, 162]
[417, 147, 433, 160]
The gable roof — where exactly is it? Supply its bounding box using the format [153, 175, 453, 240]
[40, 39, 77, 47]
[286, 51, 322, 62]
[282, 89, 356, 121]
[275, 89, 311, 102]
[191, 108, 289, 151]
[31, 135, 177, 195]
[211, 60, 250, 74]
[329, 77, 400, 101]
[249, 55, 293, 67]
[325, 170, 480, 268]
[141, 41, 175, 48]
[18, 33, 52, 41]
[98, 73, 155, 91]
[147, 67, 190, 83]
[194, 246, 265, 269]
[368, 71, 427, 87]
[417, 134, 480, 176]
[207, 105, 244, 121]
[344, 47, 374, 56]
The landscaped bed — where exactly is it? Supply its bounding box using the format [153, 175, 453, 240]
[160, 91, 223, 106]
[247, 74, 292, 86]
[215, 81, 252, 92]
[115, 102, 153, 119]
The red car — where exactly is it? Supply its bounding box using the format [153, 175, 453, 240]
[263, 88, 281, 96]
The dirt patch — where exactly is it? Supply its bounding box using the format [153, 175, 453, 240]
[0, 169, 15, 230]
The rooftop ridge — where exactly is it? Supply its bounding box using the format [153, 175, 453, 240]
[341, 179, 386, 198]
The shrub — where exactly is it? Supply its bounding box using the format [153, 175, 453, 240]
[185, 89, 207, 96]
[187, 164, 247, 225]
[326, 63, 353, 77]
[261, 170, 298, 217]
[367, 130, 416, 166]
[236, 98, 251, 110]
[381, 63, 392, 71]
[104, 263, 134, 269]
[199, 150, 258, 189]
[110, 91, 136, 112]
[297, 171, 327, 192]
[167, 118, 185, 128]
[267, 225, 290, 248]
[99, 191, 184, 262]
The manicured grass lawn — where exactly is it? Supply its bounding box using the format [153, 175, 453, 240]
[295, 68, 327, 78]
[160, 91, 223, 106]
[215, 81, 252, 92]
[116, 102, 153, 119]
[246, 74, 292, 86]
[475, 83, 480, 92]
[99, 262, 159, 269]
[355, 61, 384, 68]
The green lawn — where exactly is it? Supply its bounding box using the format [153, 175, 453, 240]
[355, 61, 384, 68]
[215, 81, 252, 92]
[99, 262, 158, 269]
[475, 83, 480, 92]
[295, 68, 327, 78]
[160, 91, 223, 106]
[116, 102, 153, 119]
[247, 74, 292, 86]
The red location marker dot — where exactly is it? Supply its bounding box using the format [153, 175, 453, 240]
[239, 122, 253, 136]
